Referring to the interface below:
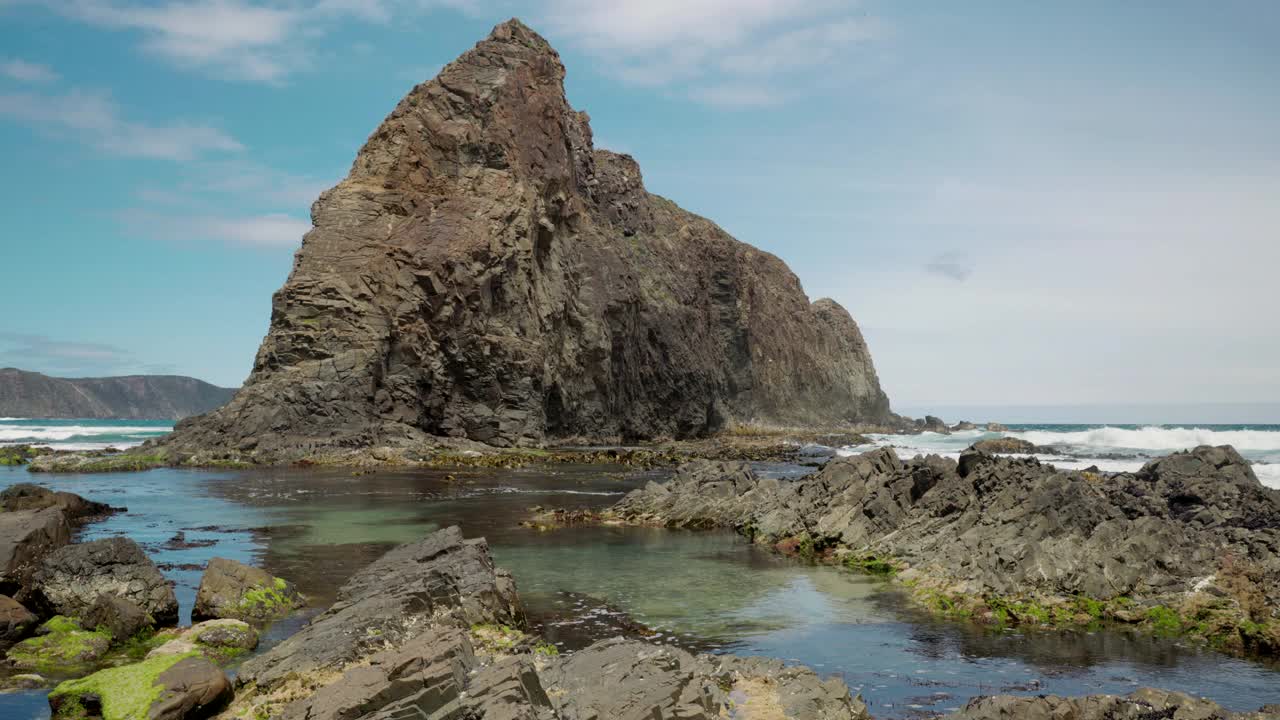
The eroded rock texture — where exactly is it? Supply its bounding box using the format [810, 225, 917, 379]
[161, 19, 889, 457]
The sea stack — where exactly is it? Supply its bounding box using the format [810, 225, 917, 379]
[163, 19, 891, 455]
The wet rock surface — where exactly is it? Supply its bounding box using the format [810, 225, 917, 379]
[32, 537, 179, 625]
[610, 445, 1280, 651]
[156, 18, 891, 462]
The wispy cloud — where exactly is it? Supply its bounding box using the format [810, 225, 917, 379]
[541, 0, 881, 106]
[56, 0, 302, 83]
[0, 332, 176, 376]
[1, 58, 60, 83]
[923, 251, 974, 282]
[0, 88, 242, 160]
[121, 209, 311, 248]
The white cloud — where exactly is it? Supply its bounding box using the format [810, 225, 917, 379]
[541, 0, 881, 100]
[122, 209, 311, 248]
[0, 88, 242, 160]
[58, 0, 301, 82]
[197, 213, 312, 247]
[1, 58, 60, 83]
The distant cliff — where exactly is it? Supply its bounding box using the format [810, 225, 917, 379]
[162, 19, 891, 457]
[0, 368, 236, 420]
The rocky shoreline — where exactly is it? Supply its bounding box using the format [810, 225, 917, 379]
[531, 443, 1280, 661]
[2, 477, 1278, 718]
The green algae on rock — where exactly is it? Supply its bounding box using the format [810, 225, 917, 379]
[6, 616, 111, 672]
[48, 651, 231, 720]
[192, 558, 302, 623]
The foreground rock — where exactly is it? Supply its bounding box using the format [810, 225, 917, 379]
[192, 557, 302, 622]
[609, 445, 1280, 655]
[153, 18, 892, 464]
[32, 537, 179, 625]
[6, 615, 111, 671]
[223, 526, 868, 720]
[49, 652, 231, 720]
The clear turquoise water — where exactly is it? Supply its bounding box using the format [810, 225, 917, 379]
[2, 460, 1278, 718]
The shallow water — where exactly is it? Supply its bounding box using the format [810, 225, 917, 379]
[3, 463, 1279, 718]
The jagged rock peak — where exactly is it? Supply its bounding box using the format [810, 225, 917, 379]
[161, 19, 892, 456]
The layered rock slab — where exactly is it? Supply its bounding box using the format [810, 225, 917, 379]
[159, 18, 891, 459]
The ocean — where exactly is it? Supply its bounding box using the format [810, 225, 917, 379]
[1, 417, 1277, 488]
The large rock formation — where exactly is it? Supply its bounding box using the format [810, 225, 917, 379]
[0, 368, 234, 420]
[159, 19, 890, 458]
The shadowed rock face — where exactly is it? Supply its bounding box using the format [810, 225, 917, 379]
[161, 19, 890, 456]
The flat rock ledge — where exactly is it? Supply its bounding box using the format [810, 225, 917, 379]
[570, 444, 1280, 657]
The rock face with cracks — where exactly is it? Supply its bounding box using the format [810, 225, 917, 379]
[32, 537, 179, 626]
[157, 18, 890, 460]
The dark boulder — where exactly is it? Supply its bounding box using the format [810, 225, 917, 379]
[83, 594, 153, 643]
[33, 537, 178, 625]
[0, 507, 70, 598]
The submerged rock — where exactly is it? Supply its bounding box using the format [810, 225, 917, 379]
[154, 18, 892, 462]
[32, 537, 178, 625]
[192, 557, 302, 622]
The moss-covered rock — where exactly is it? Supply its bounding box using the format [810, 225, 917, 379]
[147, 620, 258, 665]
[5, 616, 111, 672]
[192, 558, 302, 623]
[48, 651, 230, 720]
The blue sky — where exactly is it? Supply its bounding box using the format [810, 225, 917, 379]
[1, 1, 1277, 413]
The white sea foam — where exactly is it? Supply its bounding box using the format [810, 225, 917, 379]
[1010, 426, 1280, 452]
[1255, 464, 1280, 490]
[0, 425, 168, 441]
